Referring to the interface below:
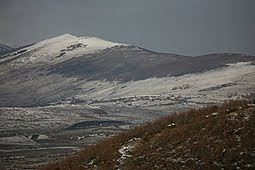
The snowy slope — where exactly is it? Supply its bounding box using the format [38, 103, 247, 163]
[74, 61, 255, 103]
[10, 34, 126, 64]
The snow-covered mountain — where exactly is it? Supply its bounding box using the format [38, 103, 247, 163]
[1, 34, 125, 64]
[0, 34, 254, 107]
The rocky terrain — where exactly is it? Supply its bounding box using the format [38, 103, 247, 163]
[0, 34, 254, 169]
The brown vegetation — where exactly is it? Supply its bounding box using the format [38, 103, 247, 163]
[40, 100, 255, 170]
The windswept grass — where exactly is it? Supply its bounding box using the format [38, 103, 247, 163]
[40, 100, 255, 170]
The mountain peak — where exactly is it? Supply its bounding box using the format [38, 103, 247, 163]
[48, 33, 78, 41]
[11, 34, 126, 64]
[39, 34, 123, 46]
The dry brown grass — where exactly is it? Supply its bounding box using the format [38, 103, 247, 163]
[40, 100, 255, 170]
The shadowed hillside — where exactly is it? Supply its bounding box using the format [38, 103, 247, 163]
[49, 47, 255, 82]
[40, 100, 255, 170]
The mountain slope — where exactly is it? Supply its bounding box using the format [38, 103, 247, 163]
[0, 34, 254, 107]
[40, 100, 255, 170]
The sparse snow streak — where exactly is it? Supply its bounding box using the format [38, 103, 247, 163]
[15, 34, 126, 64]
[116, 138, 140, 169]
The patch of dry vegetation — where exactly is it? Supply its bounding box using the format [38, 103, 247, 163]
[40, 100, 255, 170]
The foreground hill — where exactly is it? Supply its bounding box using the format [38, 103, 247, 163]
[41, 100, 255, 169]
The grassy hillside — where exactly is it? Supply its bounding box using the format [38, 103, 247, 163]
[40, 100, 255, 170]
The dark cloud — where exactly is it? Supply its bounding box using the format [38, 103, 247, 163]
[0, 0, 255, 56]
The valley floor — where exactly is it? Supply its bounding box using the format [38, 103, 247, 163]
[0, 104, 166, 169]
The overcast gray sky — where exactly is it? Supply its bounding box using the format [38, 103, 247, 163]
[0, 0, 255, 56]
